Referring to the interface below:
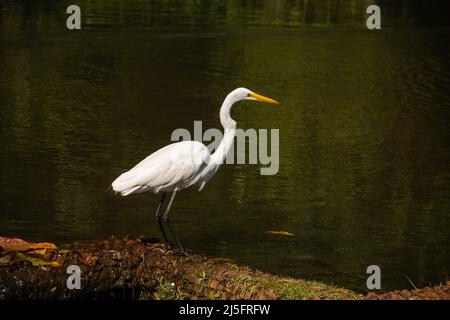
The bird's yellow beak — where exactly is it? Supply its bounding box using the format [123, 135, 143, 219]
[249, 92, 280, 104]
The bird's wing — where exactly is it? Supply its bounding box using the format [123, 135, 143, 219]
[112, 141, 210, 195]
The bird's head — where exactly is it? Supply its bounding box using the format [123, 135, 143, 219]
[230, 87, 280, 105]
[220, 87, 279, 129]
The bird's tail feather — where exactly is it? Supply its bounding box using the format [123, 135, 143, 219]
[111, 169, 151, 196]
[105, 185, 117, 195]
[120, 185, 143, 196]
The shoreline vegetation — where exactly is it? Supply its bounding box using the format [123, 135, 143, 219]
[0, 236, 448, 300]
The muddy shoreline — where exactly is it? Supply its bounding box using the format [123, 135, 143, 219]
[0, 236, 448, 300]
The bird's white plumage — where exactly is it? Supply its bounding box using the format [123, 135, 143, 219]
[112, 141, 212, 195]
[111, 87, 278, 197]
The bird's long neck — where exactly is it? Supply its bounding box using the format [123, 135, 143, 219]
[210, 95, 237, 165]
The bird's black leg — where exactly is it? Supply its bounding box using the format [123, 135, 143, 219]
[163, 190, 188, 256]
[155, 192, 170, 246]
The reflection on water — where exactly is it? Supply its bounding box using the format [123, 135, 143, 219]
[0, 1, 449, 291]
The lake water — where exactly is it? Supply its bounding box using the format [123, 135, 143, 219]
[1, 1, 449, 292]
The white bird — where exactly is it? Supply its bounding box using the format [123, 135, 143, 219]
[111, 88, 279, 254]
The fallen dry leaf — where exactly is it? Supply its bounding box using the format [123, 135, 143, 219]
[209, 279, 220, 289]
[266, 230, 296, 236]
[29, 242, 58, 250]
[78, 252, 98, 266]
[0, 237, 33, 251]
[0, 237, 57, 252]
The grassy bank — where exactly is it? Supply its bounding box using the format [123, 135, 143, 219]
[0, 236, 448, 300]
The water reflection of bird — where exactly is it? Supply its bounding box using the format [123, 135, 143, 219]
[111, 88, 279, 255]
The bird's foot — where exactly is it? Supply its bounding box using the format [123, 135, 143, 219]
[171, 246, 190, 256]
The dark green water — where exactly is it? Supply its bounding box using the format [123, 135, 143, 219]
[1, 1, 449, 292]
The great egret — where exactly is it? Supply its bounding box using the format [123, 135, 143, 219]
[112, 88, 279, 255]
